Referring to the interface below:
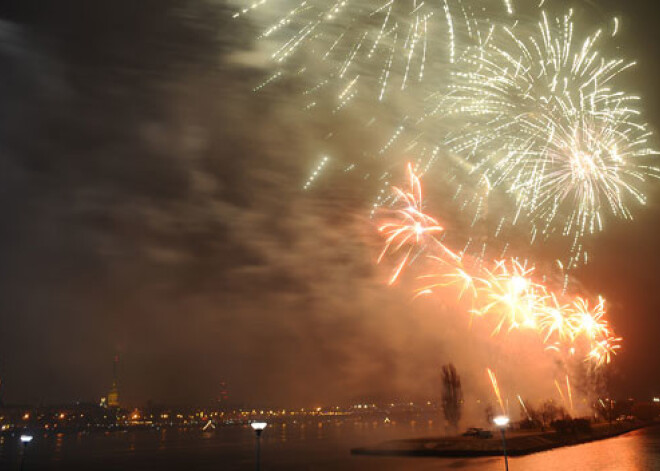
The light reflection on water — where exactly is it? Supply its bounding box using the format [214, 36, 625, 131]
[1, 422, 659, 470]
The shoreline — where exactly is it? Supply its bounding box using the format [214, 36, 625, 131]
[351, 421, 657, 458]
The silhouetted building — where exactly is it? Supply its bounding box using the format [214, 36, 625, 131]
[107, 355, 120, 408]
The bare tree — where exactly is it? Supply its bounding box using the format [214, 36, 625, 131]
[441, 363, 463, 431]
[540, 400, 566, 429]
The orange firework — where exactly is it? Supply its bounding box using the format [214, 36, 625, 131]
[567, 296, 610, 340]
[378, 163, 457, 284]
[473, 259, 546, 334]
[538, 294, 572, 343]
[588, 335, 623, 367]
[376, 165, 622, 366]
[487, 368, 506, 414]
[417, 257, 477, 300]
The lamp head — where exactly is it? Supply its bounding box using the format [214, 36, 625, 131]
[493, 415, 510, 428]
[251, 422, 267, 432]
[20, 434, 33, 443]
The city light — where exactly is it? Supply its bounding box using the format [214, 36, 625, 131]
[20, 434, 33, 443]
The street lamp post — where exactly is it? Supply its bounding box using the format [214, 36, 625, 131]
[493, 415, 510, 471]
[250, 422, 267, 471]
[19, 434, 33, 471]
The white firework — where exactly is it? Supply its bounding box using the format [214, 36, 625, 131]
[439, 9, 658, 267]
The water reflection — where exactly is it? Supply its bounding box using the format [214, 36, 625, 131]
[0, 423, 658, 470]
[52, 433, 63, 462]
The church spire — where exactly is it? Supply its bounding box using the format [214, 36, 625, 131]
[107, 354, 120, 408]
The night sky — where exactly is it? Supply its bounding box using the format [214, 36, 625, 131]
[1, 0, 660, 408]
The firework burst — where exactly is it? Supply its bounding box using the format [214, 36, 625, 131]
[377, 165, 621, 366]
[378, 163, 458, 284]
[440, 9, 658, 267]
[239, 0, 504, 103]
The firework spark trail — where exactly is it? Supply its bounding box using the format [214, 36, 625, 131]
[555, 379, 567, 407]
[487, 368, 506, 414]
[377, 165, 622, 365]
[440, 9, 658, 269]
[518, 395, 531, 420]
[237, 0, 504, 104]
[417, 259, 477, 300]
[237, 0, 520, 199]
[566, 374, 574, 414]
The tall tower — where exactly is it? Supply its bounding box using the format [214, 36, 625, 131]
[107, 355, 120, 408]
[217, 381, 229, 408]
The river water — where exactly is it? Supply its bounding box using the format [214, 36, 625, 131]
[2, 421, 660, 470]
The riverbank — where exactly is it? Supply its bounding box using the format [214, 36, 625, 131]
[351, 421, 657, 458]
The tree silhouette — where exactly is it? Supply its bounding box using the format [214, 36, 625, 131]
[441, 363, 463, 431]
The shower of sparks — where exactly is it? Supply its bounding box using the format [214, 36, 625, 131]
[235, 1, 653, 384]
[440, 9, 658, 269]
[487, 368, 506, 414]
[472, 259, 545, 334]
[378, 165, 621, 366]
[238, 2, 657, 274]
[237, 0, 514, 108]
